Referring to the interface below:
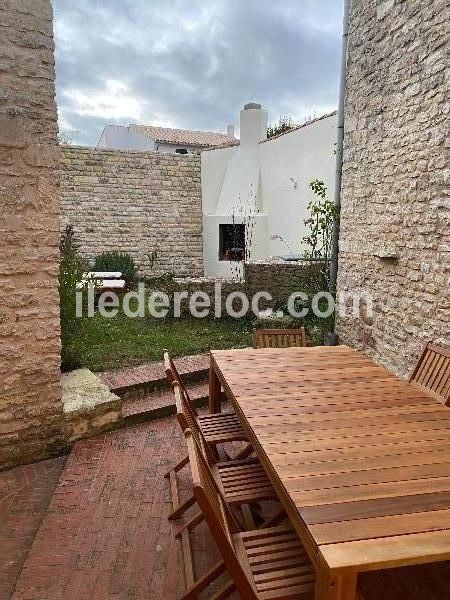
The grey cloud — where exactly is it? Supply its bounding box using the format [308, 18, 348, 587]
[52, 0, 343, 145]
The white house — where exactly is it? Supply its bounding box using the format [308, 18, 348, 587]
[201, 103, 338, 278]
[97, 123, 238, 154]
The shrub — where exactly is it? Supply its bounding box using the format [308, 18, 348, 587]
[93, 251, 138, 281]
[253, 315, 294, 329]
[59, 225, 88, 371]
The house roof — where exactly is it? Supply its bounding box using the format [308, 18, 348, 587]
[129, 124, 239, 149]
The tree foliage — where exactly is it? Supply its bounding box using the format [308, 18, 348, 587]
[59, 225, 88, 370]
[267, 115, 298, 139]
[302, 180, 339, 287]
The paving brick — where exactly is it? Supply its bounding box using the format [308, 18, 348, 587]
[11, 417, 238, 600]
[0, 457, 66, 599]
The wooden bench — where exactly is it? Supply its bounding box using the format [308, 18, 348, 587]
[409, 342, 450, 405]
[253, 327, 306, 349]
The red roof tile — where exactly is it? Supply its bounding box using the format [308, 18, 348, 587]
[130, 124, 239, 148]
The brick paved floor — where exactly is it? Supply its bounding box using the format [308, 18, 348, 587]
[11, 417, 238, 600]
[0, 457, 66, 599]
[5, 416, 449, 600]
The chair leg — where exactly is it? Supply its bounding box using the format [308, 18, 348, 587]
[181, 560, 227, 600]
[168, 493, 196, 521]
[164, 454, 189, 478]
[175, 511, 205, 539]
[176, 509, 227, 600]
[233, 443, 254, 460]
[258, 507, 286, 529]
[241, 503, 257, 530]
[165, 454, 194, 520]
[209, 579, 236, 600]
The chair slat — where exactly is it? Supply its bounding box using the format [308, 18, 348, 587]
[183, 429, 315, 600]
[253, 328, 306, 349]
[409, 342, 450, 406]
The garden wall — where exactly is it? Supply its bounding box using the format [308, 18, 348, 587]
[336, 0, 449, 376]
[244, 260, 324, 309]
[169, 260, 324, 316]
[0, 0, 64, 468]
[60, 147, 204, 277]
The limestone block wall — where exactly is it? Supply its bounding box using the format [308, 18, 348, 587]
[244, 260, 325, 309]
[336, 0, 449, 375]
[0, 0, 64, 468]
[60, 147, 204, 277]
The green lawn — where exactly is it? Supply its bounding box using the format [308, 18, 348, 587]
[64, 313, 254, 372]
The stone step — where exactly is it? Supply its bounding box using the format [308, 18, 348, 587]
[122, 381, 209, 426]
[99, 354, 209, 398]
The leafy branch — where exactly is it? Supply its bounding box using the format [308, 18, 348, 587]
[302, 179, 339, 288]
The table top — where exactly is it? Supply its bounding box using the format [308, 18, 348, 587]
[211, 345, 450, 574]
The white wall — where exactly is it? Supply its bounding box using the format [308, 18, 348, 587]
[202, 145, 238, 215]
[201, 112, 337, 278]
[260, 114, 337, 257]
[97, 125, 155, 150]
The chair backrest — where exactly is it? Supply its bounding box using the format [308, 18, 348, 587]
[409, 342, 450, 405]
[184, 429, 258, 599]
[253, 327, 306, 349]
[173, 383, 216, 464]
[164, 351, 198, 417]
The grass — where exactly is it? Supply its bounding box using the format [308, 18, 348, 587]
[64, 312, 254, 373]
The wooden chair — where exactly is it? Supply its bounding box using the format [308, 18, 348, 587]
[176, 428, 315, 600]
[409, 342, 450, 406]
[164, 352, 254, 520]
[164, 352, 249, 449]
[172, 382, 280, 527]
[253, 327, 306, 349]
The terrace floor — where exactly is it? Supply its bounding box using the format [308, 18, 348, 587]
[3, 416, 238, 600]
[1, 414, 449, 599]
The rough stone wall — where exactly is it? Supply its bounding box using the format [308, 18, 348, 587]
[336, 0, 449, 376]
[244, 260, 325, 309]
[0, 0, 64, 468]
[60, 147, 204, 277]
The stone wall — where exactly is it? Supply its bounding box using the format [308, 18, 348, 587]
[336, 0, 449, 376]
[0, 0, 64, 468]
[60, 147, 204, 277]
[244, 260, 325, 309]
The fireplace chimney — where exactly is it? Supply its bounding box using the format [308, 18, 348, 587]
[239, 102, 268, 147]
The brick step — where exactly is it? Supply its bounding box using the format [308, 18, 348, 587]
[122, 380, 209, 426]
[99, 354, 209, 398]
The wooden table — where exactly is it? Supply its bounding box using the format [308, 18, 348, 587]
[209, 345, 450, 600]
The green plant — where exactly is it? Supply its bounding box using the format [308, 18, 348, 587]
[59, 225, 88, 371]
[302, 180, 339, 287]
[93, 251, 137, 281]
[146, 250, 158, 271]
[267, 115, 298, 139]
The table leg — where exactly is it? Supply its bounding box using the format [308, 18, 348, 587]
[209, 360, 221, 414]
[315, 557, 357, 600]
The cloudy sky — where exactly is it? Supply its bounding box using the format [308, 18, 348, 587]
[51, 0, 344, 146]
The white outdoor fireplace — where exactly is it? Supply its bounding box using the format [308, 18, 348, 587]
[202, 103, 269, 278]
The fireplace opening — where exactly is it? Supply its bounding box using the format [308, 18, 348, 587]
[219, 223, 245, 261]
